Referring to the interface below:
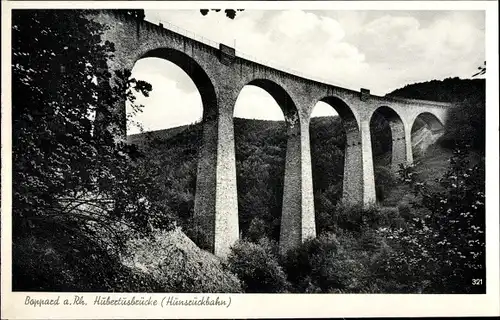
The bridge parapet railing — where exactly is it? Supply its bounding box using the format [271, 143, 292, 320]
[235, 50, 350, 88]
[153, 18, 350, 88]
[156, 19, 220, 49]
[148, 18, 450, 105]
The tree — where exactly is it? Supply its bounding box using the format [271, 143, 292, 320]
[380, 149, 486, 293]
[12, 10, 173, 289]
[200, 9, 244, 19]
[228, 240, 289, 293]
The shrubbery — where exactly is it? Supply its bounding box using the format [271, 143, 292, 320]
[387, 149, 486, 293]
[282, 233, 340, 292]
[374, 165, 398, 202]
[13, 217, 163, 292]
[282, 232, 378, 293]
[227, 239, 289, 293]
[246, 217, 271, 243]
[12, 10, 177, 291]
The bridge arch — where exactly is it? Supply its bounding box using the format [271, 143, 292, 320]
[138, 47, 218, 121]
[411, 112, 445, 158]
[370, 106, 408, 172]
[233, 78, 313, 254]
[126, 48, 223, 253]
[232, 80, 289, 242]
[412, 112, 445, 133]
[309, 96, 365, 206]
[235, 78, 301, 132]
[318, 96, 358, 130]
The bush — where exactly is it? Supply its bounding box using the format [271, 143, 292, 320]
[314, 184, 342, 235]
[227, 239, 289, 293]
[372, 223, 440, 293]
[382, 149, 486, 293]
[13, 219, 163, 292]
[333, 204, 389, 233]
[397, 203, 413, 220]
[367, 241, 425, 293]
[246, 217, 270, 243]
[283, 232, 370, 293]
[374, 166, 397, 202]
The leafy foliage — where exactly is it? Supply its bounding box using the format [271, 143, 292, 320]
[310, 116, 346, 214]
[13, 221, 162, 292]
[234, 118, 287, 240]
[374, 165, 398, 201]
[227, 239, 289, 293]
[387, 149, 486, 293]
[200, 9, 244, 19]
[283, 232, 375, 293]
[12, 10, 173, 290]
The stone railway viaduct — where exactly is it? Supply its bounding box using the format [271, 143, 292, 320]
[92, 10, 453, 257]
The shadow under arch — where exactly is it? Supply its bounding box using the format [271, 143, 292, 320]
[369, 106, 408, 204]
[370, 106, 407, 170]
[232, 79, 300, 245]
[412, 112, 445, 133]
[411, 112, 445, 159]
[319, 96, 358, 130]
[309, 95, 362, 226]
[131, 48, 223, 253]
[139, 48, 217, 121]
[371, 106, 404, 126]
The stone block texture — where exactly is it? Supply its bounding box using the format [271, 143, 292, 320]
[91, 10, 453, 257]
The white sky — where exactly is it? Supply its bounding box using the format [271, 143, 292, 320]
[127, 10, 485, 134]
